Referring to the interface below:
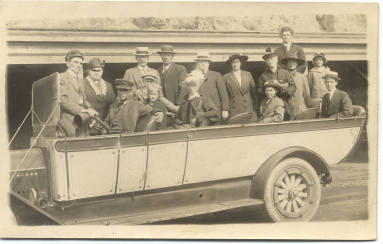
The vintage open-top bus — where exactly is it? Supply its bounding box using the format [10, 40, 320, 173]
[9, 72, 366, 225]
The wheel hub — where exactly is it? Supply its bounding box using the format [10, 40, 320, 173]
[273, 168, 313, 219]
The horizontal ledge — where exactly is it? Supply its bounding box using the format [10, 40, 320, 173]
[6, 27, 367, 36]
[7, 29, 367, 44]
[6, 54, 367, 64]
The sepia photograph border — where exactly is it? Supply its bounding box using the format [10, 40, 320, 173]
[0, 1, 379, 240]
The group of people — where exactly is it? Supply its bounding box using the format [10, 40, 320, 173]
[57, 26, 354, 137]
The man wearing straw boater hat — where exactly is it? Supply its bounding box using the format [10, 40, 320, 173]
[320, 71, 353, 118]
[193, 51, 229, 123]
[123, 47, 161, 92]
[157, 45, 188, 107]
[57, 50, 98, 137]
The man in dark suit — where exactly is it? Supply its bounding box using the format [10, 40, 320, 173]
[157, 45, 188, 107]
[57, 50, 98, 137]
[105, 79, 153, 133]
[274, 26, 307, 73]
[194, 52, 229, 122]
[321, 71, 353, 118]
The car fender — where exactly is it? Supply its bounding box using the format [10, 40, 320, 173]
[250, 146, 331, 199]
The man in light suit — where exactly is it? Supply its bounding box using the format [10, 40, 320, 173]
[321, 71, 353, 118]
[57, 50, 98, 137]
[157, 45, 188, 107]
[274, 26, 307, 73]
[123, 47, 161, 96]
[194, 52, 229, 123]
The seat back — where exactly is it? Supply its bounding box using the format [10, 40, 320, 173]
[295, 108, 319, 120]
[32, 72, 61, 137]
[227, 112, 252, 125]
[352, 105, 366, 116]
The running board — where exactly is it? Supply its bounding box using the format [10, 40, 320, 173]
[11, 177, 263, 225]
[78, 198, 264, 225]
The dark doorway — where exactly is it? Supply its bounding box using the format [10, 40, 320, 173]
[7, 60, 368, 161]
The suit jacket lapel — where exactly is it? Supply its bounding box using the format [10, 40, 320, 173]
[229, 72, 242, 92]
[329, 90, 340, 111]
[163, 63, 174, 81]
[64, 70, 81, 93]
[283, 45, 288, 57]
[240, 71, 248, 94]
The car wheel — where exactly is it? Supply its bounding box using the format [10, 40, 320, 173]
[264, 157, 321, 222]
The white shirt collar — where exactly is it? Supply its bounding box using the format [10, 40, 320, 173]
[68, 69, 80, 79]
[328, 89, 337, 100]
[283, 42, 292, 51]
[138, 65, 148, 73]
[188, 92, 200, 100]
[233, 70, 241, 85]
[87, 76, 107, 96]
[163, 63, 172, 71]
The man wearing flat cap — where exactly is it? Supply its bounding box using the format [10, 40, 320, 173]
[193, 51, 229, 123]
[274, 26, 307, 73]
[57, 50, 98, 137]
[157, 45, 188, 107]
[123, 47, 161, 93]
[83, 57, 115, 125]
[104, 79, 153, 133]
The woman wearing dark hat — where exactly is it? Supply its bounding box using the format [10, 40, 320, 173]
[258, 80, 285, 123]
[223, 53, 257, 121]
[83, 57, 115, 124]
[281, 54, 311, 119]
[308, 52, 331, 99]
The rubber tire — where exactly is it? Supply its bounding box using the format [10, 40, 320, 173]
[264, 157, 321, 222]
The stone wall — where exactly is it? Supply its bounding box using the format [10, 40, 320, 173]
[7, 15, 366, 33]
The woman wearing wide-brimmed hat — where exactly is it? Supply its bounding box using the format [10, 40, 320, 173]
[222, 53, 257, 121]
[258, 80, 285, 123]
[308, 52, 331, 99]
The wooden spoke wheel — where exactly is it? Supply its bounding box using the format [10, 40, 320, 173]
[264, 157, 321, 222]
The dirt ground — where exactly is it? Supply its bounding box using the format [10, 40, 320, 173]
[161, 162, 369, 224]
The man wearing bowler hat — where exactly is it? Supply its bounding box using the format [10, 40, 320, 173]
[321, 71, 353, 118]
[194, 51, 229, 123]
[83, 57, 115, 122]
[157, 45, 188, 107]
[123, 47, 161, 91]
[57, 50, 98, 137]
[105, 79, 153, 133]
